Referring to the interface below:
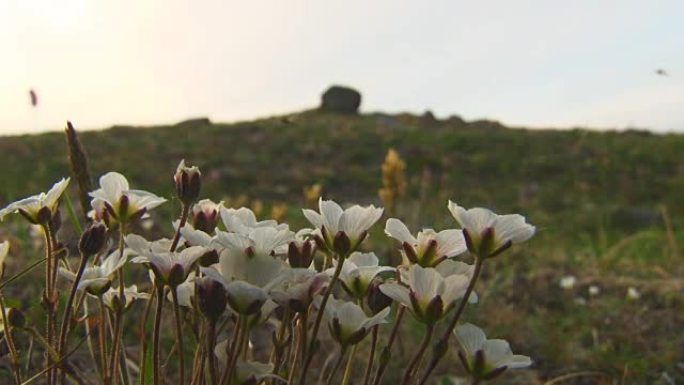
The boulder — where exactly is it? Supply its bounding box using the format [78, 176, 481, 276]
[320, 86, 361, 114]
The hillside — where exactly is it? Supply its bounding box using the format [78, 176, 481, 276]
[2, 110, 683, 241]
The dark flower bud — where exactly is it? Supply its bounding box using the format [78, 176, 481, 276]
[174, 160, 201, 205]
[79, 222, 108, 256]
[478, 227, 495, 258]
[424, 295, 444, 324]
[117, 195, 130, 220]
[463, 228, 476, 255]
[166, 264, 186, 288]
[191, 201, 220, 234]
[197, 278, 227, 322]
[367, 281, 393, 315]
[287, 240, 316, 268]
[402, 241, 419, 265]
[49, 209, 62, 233]
[7, 308, 26, 329]
[346, 327, 367, 346]
[37, 206, 52, 225]
[422, 239, 438, 266]
[198, 249, 219, 267]
[333, 231, 351, 256]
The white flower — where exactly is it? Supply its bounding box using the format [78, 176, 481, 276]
[61, 249, 129, 296]
[200, 267, 270, 316]
[127, 234, 205, 287]
[0, 241, 9, 277]
[179, 222, 215, 248]
[588, 285, 600, 296]
[559, 275, 576, 290]
[0, 178, 70, 224]
[90, 172, 166, 224]
[385, 218, 467, 267]
[326, 252, 394, 299]
[323, 297, 390, 346]
[100, 285, 150, 312]
[219, 206, 287, 235]
[455, 323, 532, 380]
[270, 268, 329, 313]
[627, 287, 640, 301]
[302, 198, 383, 254]
[380, 264, 471, 324]
[215, 227, 292, 288]
[447, 201, 535, 258]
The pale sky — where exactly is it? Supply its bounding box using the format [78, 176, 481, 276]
[1, 0, 683, 135]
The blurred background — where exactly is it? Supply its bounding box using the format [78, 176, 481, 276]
[1, 1, 683, 384]
[1, 0, 684, 135]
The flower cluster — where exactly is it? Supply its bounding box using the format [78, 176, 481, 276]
[0, 163, 535, 385]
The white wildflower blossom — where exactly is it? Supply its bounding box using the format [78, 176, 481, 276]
[385, 218, 467, 267]
[448, 201, 535, 258]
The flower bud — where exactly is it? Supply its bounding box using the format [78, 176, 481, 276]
[7, 308, 26, 329]
[49, 209, 62, 233]
[197, 278, 227, 322]
[79, 222, 108, 256]
[424, 295, 444, 324]
[166, 264, 186, 288]
[287, 240, 316, 268]
[367, 281, 392, 315]
[333, 231, 351, 256]
[36, 206, 53, 225]
[174, 160, 201, 205]
[198, 249, 219, 267]
[191, 200, 220, 234]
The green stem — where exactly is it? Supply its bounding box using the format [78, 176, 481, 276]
[98, 298, 109, 383]
[152, 285, 164, 385]
[171, 287, 186, 385]
[340, 344, 357, 385]
[138, 282, 156, 385]
[324, 346, 348, 385]
[42, 224, 56, 385]
[401, 324, 434, 385]
[362, 325, 379, 385]
[170, 204, 190, 253]
[57, 252, 90, 385]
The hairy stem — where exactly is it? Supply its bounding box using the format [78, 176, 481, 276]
[372, 306, 405, 385]
[57, 252, 90, 385]
[362, 325, 379, 385]
[170, 287, 186, 385]
[401, 323, 434, 385]
[206, 320, 218, 385]
[152, 285, 164, 385]
[170, 204, 190, 253]
[138, 282, 156, 385]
